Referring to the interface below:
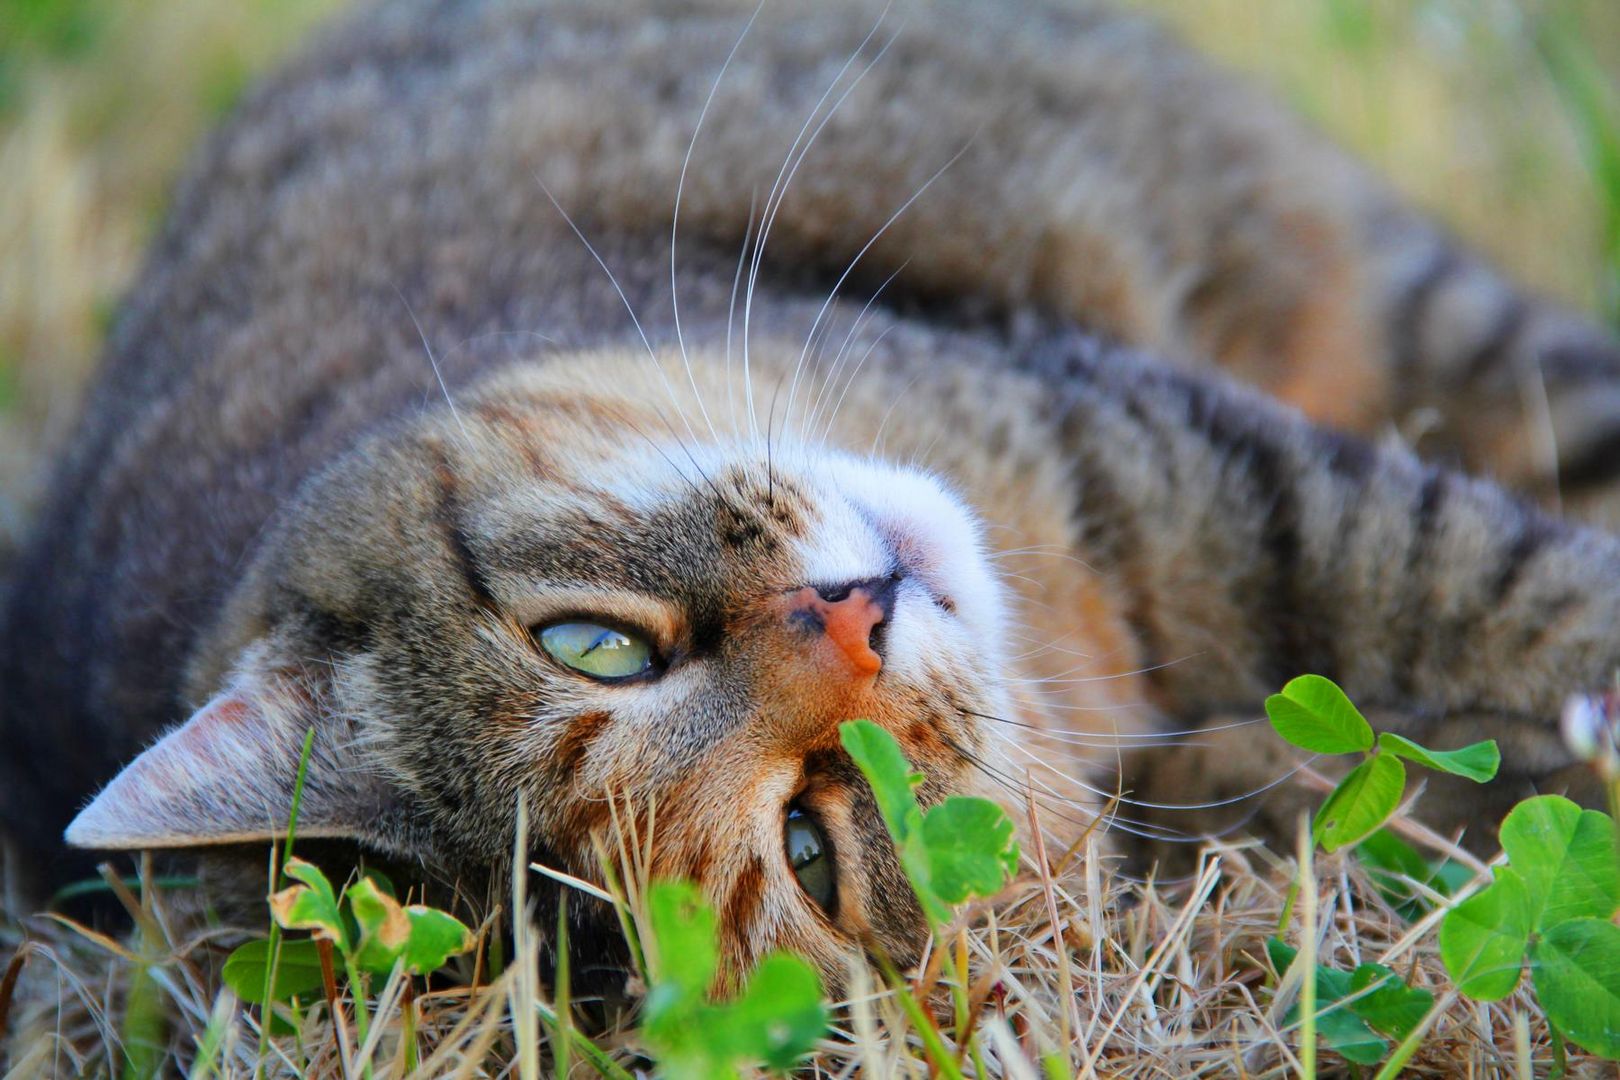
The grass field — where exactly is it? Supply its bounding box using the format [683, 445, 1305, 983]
[2, 0, 1618, 1076]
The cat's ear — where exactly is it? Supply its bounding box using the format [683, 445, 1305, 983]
[66, 653, 393, 851]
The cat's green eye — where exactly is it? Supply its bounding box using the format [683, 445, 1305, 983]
[785, 807, 836, 913]
[537, 621, 654, 681]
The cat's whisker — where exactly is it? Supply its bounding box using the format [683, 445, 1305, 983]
[443, 328, 559, 361]
[998, 651, 1202, 687]
[1004, 642, 1098, 665]
[1019, 700, 1160, 717]
[744, 11, 892, 450]
[1004, 630, 1141, 669]
[620, 408, 724, 504]
[978, 717, 1197, 749]
[962, 707, 1269, 742]
[867, 370, 927, 458]
[942, 734, 1204, 845]
[791, 316, 843, 447]
[725, 189, 761, 440]
[988, 546, 1076, 561]
[1002, 631, 1107, 663]
[669, 2, 762, 447]
[532, 174, 712, 474]
[816, 321, 900, 451]
[899, 427, 950, 480]
[783, 133, 977, 448]
[999, 734, 1307, 813]
[989, 546, 1102, 575]
[1002, 626, 1097, 652]
[993, 568, 1050, 592]
[763, 370, 794, 504]
[804, 262, 907, 448]
[997, 660, 1145, 686]
[964, 735, 1286, 862]
[392, 284, 470, 445]
[948, 742, 1127, 839]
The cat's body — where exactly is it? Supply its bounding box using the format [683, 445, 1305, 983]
[4, 0, 1620, 974]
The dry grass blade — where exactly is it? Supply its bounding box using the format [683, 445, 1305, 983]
[0, 943, 30, 1047]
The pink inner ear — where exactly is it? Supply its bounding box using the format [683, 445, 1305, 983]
[64, 675, 368, 851]
[171, 695, 252, 751]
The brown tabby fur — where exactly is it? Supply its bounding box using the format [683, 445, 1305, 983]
[4, 0, 1620, 982]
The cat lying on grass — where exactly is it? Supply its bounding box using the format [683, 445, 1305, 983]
[2, 0, 1616, 1022]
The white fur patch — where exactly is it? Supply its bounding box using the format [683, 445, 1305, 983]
[821, 457, 1006, 631]
[802, 454, 1010, 682]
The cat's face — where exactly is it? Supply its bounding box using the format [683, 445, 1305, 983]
[68, 354, 1024, 977]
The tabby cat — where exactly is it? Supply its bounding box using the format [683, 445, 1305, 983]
[4, 0, 1620, 980]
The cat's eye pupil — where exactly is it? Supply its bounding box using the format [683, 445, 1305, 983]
[537, 621, 654, 681]
[785, 807, 835, 914]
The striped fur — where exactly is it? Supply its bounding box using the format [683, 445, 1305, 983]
[2, 0, 1618, 980]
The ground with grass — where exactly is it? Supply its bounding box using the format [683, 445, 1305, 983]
[2, 0, 1618, 1076]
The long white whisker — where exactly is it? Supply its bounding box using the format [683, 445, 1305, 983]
[783, 133, 977, 442]
[1000, 735, 1308, 813]
[808, 261, 908, 447]
[947, 736, 1199, 843]
[1003, 640, 1099, 664]
[726, 190, 761, 438]
[967, 707, 1270, 740]
[998, 652, 1202, 688]
[443, 328, 559, 363]
[534, 175, 713, 477]
[868, 371, 926, 457]
[745, 13, 895, 447]
[393, 284, 469, 443]
[671, 2, 763, 444]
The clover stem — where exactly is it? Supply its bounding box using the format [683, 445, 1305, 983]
[1297, 818, 1318, 1080]
[532, 999, 634, 1080]
[401, 981, 418, 1074]
[1606, 772, 1620, 850]
[1371, 990, 1454, 1080]
[1276, 881, 1300, 936]
[875, 948, 965, 1080]
[942, 927, 988, 1077]
[554, 895, 571, 1080]
[342, 951, 374, 1080]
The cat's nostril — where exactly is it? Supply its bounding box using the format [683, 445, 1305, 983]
[791, 573, 902, 677]
[815, 573, 899, 626]
[815, 582, 855, 604]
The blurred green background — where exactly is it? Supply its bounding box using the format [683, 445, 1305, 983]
[1, 0, 1617, 546]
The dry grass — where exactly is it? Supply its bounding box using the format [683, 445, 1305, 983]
[3, 0, 1619, 1076]
[3, 795, 1608, 1077]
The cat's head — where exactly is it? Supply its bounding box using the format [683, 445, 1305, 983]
[66, 353, 1025, 978]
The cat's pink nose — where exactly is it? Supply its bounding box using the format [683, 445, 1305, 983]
[783, 576, 897, 679]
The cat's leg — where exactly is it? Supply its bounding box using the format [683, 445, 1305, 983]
[1030, 339, 1615, 839]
